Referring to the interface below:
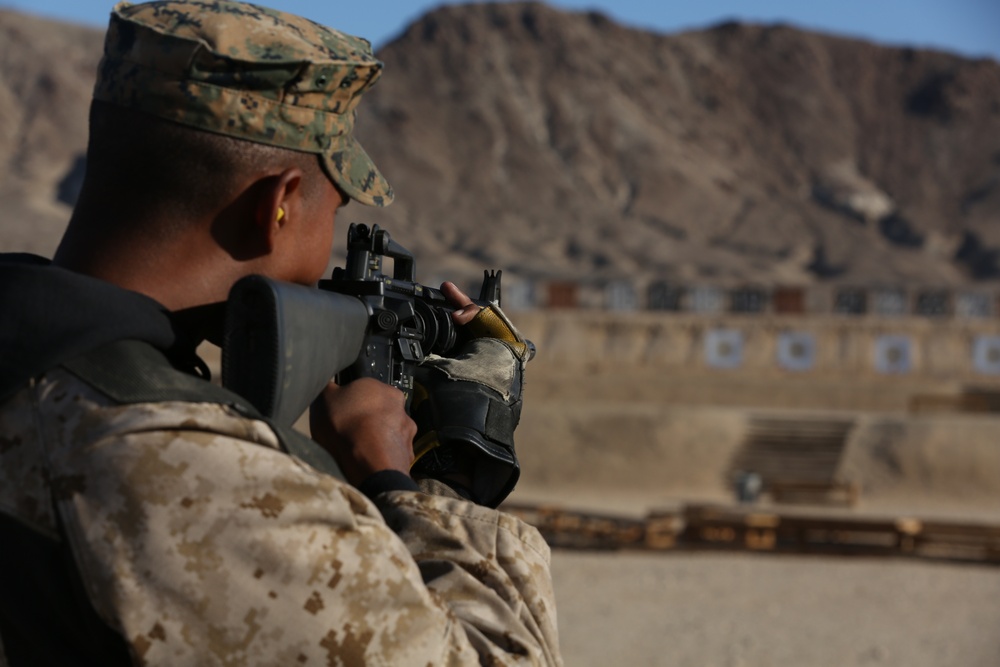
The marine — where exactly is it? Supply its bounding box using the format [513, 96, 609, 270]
[0, 1, 562, 664]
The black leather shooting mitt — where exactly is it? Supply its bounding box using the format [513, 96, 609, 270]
[410, 305, 530, 508]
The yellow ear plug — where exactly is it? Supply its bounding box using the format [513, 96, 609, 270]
[276, 207, 285, 222]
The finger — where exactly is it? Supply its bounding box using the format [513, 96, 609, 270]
[441, 281, 474, 307]
[452, 303, 480, 325]
[441, 281, 480, 325]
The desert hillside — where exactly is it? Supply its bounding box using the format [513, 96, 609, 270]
[0, 9, 102, 253]
[356, 3, 1000, 286]
[2, 3, 999, 289]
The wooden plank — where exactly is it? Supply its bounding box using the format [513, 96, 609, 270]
[910, 388, 1000, 414]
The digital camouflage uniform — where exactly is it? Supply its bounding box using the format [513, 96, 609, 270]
[0, 2, 561, 664]
[0, 365, 559, 664]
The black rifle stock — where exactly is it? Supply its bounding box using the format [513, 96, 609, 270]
[221, 275, 369, 427]
[222, 223, 504, 427]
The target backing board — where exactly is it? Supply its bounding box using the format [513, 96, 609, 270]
[956, 293, 994, 319]
[730, 288, 768, 314]
[872, 289, 907, 316]
[972, 336, 1000, 375]
[605, 281, 639, 312]
[705, 329, 744, 369]
[776, 332, 816, 371]
[874, 335, 912, 374]
[691, 286, 725, 314]
[647, 281, 684, 311]
[501, 280, 535, 311]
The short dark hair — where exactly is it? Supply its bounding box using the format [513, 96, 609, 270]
[78, 100, 327, 235]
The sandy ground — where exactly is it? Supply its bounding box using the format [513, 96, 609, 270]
[550, 551, 1000, 667]
[511, 482, 1000, 666]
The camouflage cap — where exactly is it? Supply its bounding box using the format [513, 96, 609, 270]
[94, 0, 393, 207]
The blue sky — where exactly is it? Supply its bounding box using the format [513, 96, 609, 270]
[1, 0, 998, 61]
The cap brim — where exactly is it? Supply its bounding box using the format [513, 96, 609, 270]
[322, 135, 394, 208]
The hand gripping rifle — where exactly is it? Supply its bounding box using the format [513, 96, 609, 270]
[221, 223, 508, 427]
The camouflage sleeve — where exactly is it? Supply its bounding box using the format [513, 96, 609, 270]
[379, 479, 562, 665]
[46, 394, 561, 665]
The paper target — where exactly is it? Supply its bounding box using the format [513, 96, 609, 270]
[776, 332, 816, 371]
[874, 335, 912, 374]
[705, 329, 744, 369]
[972, 336, 1000, 375]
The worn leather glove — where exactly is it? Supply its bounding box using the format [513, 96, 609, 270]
[410, 303, 531, 508]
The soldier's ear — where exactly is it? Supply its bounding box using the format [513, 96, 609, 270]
[254, 167, 304, 252]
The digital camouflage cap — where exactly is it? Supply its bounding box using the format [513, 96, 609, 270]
[94, 0, 393, 207]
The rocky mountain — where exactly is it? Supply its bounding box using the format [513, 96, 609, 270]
[2, 3, 999, 288]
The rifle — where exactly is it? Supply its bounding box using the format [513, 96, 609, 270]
[221, 223, 516, 427]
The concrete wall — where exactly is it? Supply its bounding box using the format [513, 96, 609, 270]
[514, 310, 1000, 382]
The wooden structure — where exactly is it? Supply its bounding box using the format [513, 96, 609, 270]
[500, 504, 680, 551]
[680, 505, 1000, 564]
[500, 502, 1000, 565]
[728, 417, 857, 506]
[772, 287, 806, 314]
[910, 387, 1000, 414]
[544, 281, 579, 309]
